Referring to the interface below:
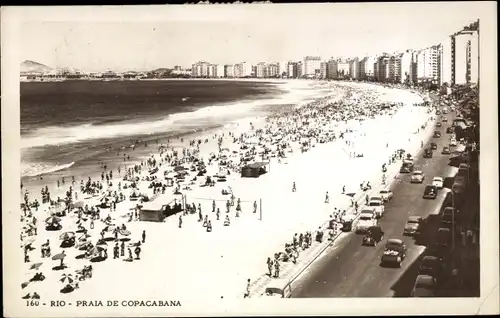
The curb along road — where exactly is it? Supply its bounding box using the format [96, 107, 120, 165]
[248, 109, 437, 298]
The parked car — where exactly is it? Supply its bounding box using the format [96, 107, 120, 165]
[442, 146, 451, 154]
[423, 148, 433, 158]
[411, 171, 425, 183]
[418, 256, 445, 282]
[411, 275, 437, 297]
[432, 177, 444, 189]
[449, 139, 457, 147]
[433, 131, 442, 138]
[440, 207, 458, 228]
[436, 122, 442, 127]
[264, 279, 292, 298]
[400, 161, 414, 173]
[403, 216, 423, 236]
[430, 142, 438, 150]
[379, 189, 393, 202]
[446, 127, 454, 134]
[362, 225, 384, 246]
[380, 238, 407, 267]
[436, 110, 441, 115]
[436, 227, 452, 249]
[423, 184, 438, 199]
[442, 117, 448, 122]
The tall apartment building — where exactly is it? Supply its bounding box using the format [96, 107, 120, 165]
[349, 58, 360, 80]
[224, 64, 234, 78]
[287, 62, 298, 78]
[278, 62, 288, 78]
[191, 61, 211, 77]
[297, 61, 304, 78]
[327, 59, 338, 79]
[320, 62, 329, 79]
[256, 62, 267, 78]
[233, 62, 252, 78]
[267, 63, 279, 78]
[374, 55, 390, 82]
[359, 55, 377, 81]
[440, 36, 453, 86]
[303, 56, 321, 78]
[337, 59, 350, 78]
[414, 45, 440, 84]
[454, 30, 479, 85]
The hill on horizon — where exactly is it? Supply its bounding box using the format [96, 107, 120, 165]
[20, 60, 54, 74]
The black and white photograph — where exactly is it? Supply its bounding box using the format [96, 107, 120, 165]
[2, 2, 498, 317]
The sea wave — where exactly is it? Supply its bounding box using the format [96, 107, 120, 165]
[22, 161, 75, 177]
[21, 81, 326, 149]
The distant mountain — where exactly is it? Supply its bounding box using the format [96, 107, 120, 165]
[20, 60, 53, 74]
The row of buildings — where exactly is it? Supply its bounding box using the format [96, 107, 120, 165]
[189, 23, 479, 87]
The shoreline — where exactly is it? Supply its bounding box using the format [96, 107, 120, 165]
[18, 81, 430, 301]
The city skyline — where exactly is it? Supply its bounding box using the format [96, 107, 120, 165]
[17, 3, 487, 72]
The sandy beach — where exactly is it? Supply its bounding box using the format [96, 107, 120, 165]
[18, 80, 432, 302]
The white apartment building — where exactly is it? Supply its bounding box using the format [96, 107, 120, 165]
[440, 37, 453, 86]
[256, 62, 267, 78]
[320, 62, 329, 79]
[224, 64, 234, 78]
[191, 61, 211, 77]
[303, 56, 321, 78]
[360, 56, 377, 80]
[287, 62, 298, 78]
[267, 63, 279, 78]
[337, 59, 350, 78]
[400, 51, 413, 84]
[278, 62, 288, 78]
[415, 45, 440, 84]
[454, 30, 479, 85]
[349, 58, 360, 79]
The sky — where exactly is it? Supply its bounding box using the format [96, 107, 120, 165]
[16, 2, 490, 73]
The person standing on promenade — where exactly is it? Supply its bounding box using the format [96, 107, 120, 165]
[267, 257, 274, 277]
[274, 260, 280, 278]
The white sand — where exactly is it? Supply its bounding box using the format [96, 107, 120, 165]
[18, 82, 429, 302]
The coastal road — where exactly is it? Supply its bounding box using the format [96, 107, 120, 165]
[291, 114, 458, 297]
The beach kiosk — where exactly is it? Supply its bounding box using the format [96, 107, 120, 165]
[139, 196, 173, 222]
[241, 162, 269, 178]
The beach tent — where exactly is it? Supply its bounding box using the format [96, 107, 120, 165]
[241, 162, 269, 178]
[139, 195, 175, 222]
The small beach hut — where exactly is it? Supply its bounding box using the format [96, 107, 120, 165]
[139, 196, 177, 222]
[241, 162, 269, 178]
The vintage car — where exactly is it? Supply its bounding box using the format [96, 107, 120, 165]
[436, 122, 442, 127]
[430, 142, 438, 150]
[432, 177, 444, 189]
[446, 126, 454, 134]
[433, 131, 442, 138]
[356, 209, 377, 234]
[400, 161, 414, 173]
[449, 139, 457, 147]
[368, 199, 385, 219]
[423, 148, 433, 158]
[379, 189, 393, 202]
[418, 256, 445, 282]
[436, 227, 452, 250]
[442, 117, 448, 122]
[423, 184, 438, 199]
[263, 279, 292, 298]
[362, 225, 384, 246]
[442, 146, 451, 154]
[380, 238, 407, 267]
[341, 215, 354, 232]
[411, 275, 437, 297]
[440, 207, 458, 228]
[411, 171, 425, 183]
[403, 216, 423, 236]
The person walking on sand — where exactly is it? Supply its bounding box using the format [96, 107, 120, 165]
[212, 200, 216, 213]
[142, 230, 146, 243]
[342, 185, 345, 194]
[243, 278, 251, 298]
[113, 243, 119, 259]
[253, 201, 257, 213]
[216, 208, 220, 220]
[120, 241, 125, 257]
[274, 260, 280, 278]
[178, 215, 183, 228]
[325, 191, 329, 203]
[292, 182, 296, 192]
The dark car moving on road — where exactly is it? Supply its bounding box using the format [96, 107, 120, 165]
[399, 161, 414, 173]
[430, 142, 438, 150]
[423, 148, 433, 158]
[433, 131, 442, 138]
[423, 185, 438, 199]
[442, 147, 451, 154]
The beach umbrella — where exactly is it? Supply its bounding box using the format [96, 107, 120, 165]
[173, 165, 185, 172]
[22, 237, 36, 246]
[118, 229, 131, 236]
[52, 251, 67, 261]
[73, 201, 85, 209]
[103, 225, 117, 233]
[59, 232, 75, 241]
[60, 273, 74, 284]
[29, 262, 43, 271]
[45, 216, 61, 224]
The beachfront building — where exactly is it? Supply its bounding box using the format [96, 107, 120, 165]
[359, 55, 377, 81]
[327, 59, 338, 79]
[414, 45, 441, 86]
[287, 62, 298, 78]
[440, 36, 453, 86]
[303, 56, 321, 78]
[349, 58, 360, 80]
[320, 62, 328, 79]
[266, 63, 279, 78]
[173, 65, 182, 71]
[233, 62, 252, 78]
[191, 61, 211, 78]
[374, 54, 390, 82]
[337, 59, 350, 79]
[297, 61, 304, 78]
[278, 62, 288, 78]
[256, 62, 267, 78]
[224, 64, 235, 78]
[453, 30, 479, 85]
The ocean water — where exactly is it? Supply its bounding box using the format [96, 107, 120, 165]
[20, 79, 328, 187]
